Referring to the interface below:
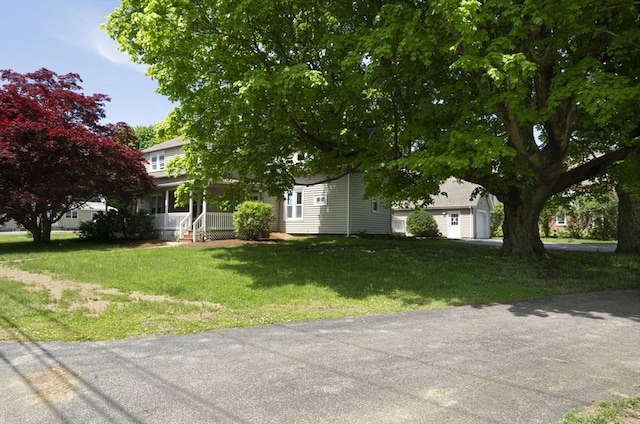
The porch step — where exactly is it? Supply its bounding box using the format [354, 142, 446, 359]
[179, 231, 194, 243]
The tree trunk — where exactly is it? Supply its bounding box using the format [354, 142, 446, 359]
[26, 214, 53, 244]
[500, 195, 549, 259]
[615, 186, 640, 254]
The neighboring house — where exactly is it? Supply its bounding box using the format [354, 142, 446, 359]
[139, 138, 392, 241]
[548, 213, 569, 233]
[1, 199, 116, 231]
[52, 199, 117, 230]
[392, 178, 494, 239]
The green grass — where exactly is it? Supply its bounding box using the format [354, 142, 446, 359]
[0, 235, 638, 341]
[558, 397, 640, 423]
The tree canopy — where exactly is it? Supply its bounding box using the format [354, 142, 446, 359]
[106, 0, 639, 258]
[0, 68, 156, 243]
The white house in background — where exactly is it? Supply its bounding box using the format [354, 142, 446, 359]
[1, 199, 116, 232]
[392, 178, 494, 239]
[139, 138, 392, 241]
[52, 198, 117, 230]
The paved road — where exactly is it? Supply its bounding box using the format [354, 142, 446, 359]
[1, 290, 639, 424]
[463, 238, 617, 253]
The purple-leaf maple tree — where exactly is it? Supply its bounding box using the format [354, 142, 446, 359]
[0, 68, 156, 244]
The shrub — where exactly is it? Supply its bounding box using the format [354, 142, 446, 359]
[491, 202, 504, 237]
[78, 210, 154, 241]
[233, 201, 274, 240]
[406, 209, 439, 238]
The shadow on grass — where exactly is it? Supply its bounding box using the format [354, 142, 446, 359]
[0, 236, 158, 257]
[204, 236, 640, 310]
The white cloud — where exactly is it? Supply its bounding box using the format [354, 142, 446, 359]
[89, 28, 147, 73]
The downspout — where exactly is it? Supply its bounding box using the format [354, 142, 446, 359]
[346, 173, 351, 236]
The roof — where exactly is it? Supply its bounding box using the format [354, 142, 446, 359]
[75, 202, 118, 212]
[394, 178, 485, 210]
[142, 137, 189, 153]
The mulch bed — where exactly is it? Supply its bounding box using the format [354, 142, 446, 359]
[121, 232, 294, 249]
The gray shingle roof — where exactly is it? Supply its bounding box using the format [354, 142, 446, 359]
[142, 137, 189, 153]
[394, 178, 484, 210]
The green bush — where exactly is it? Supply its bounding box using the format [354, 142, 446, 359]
[491, 201, 504, 237]
[406, 209, 440, 238]
[233, 201, 274, 240]
[78, 210, 154, 241]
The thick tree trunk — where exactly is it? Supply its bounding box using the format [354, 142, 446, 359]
[500, 195, 548, 259]
[615, 186, 640, 254]
[26, 214, 52, 244]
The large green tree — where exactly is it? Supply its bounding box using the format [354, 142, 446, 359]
[106, 0, 639, 258]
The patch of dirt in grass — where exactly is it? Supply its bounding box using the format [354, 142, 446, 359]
[0, 265, 223, 316]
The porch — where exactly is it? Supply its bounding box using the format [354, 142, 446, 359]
[152, 212, 235, 242]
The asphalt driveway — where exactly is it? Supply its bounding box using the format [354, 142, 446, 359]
[1, 290, 639, 424]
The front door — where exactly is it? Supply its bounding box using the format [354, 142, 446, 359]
[448, 211, 461, 238]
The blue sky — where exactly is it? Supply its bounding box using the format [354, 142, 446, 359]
[0, 0, 174, 127]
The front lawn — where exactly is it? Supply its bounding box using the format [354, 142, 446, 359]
[0, 235, 638, 341]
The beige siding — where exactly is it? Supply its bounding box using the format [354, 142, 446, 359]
[348, 174, 391, 235]
[145, 145, 185, 178]
[271, 173, 390, 235]
[275, 175, 349, 234]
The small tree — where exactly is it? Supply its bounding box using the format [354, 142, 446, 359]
[406, 209, 439, 238]
[233, 201, 274, 241]
[0, 69, 155, 244]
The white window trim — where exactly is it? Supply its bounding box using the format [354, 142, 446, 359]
[65, 210, 78, 219]
[149, 151, 166, 171]
[286, 190, 303, 220]
[314, 194, 327, 206]
[556, 214, 566, 226]
[371, 198, 380, 213]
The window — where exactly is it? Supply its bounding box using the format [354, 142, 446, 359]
[286, 191, 303, 220]
[371, 198, 380, 213]
[149, 151, 165, 171]
[556, 214, 566, 226]
[314, 194, 327, 206]
[151, 194, 165, 214]
[65, 210, 78, 219]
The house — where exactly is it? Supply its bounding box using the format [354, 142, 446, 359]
[52, 198, 117, 230]
[139, 138, 392, 241]
[392, 178, 494, 239]
[1, 199, 116, 231]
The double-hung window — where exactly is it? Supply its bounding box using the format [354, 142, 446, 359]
[149, 151, 165, 171]
[556, 214, 566, 226]
[286, 191, 303, 220]
[151, 194, 165, 214]
[65, 210, 78, 219]
[371, 198, 380, 213]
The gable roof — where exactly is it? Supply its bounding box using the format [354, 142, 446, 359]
[394, 178, 486, 210]
[142, 137, 189, 153]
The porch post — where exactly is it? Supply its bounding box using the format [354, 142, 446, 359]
[164, 189, 169, 230]
[202, 199, 207, 231]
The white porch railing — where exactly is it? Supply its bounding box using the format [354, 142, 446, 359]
[178, 214, 192, 239]
[206, 212, 234, 231]
[153, 213, 190, 230]
[192, 212, 205, 242]
[152, 211, 234, 242]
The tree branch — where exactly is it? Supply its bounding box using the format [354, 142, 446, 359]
[551, 146, 636, 195]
